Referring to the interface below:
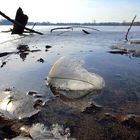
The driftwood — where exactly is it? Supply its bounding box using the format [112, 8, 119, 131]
[0, 10, 43, 35]
[82, 29, 90, 34]
[12, 8, 28, 34]
[108, 50, 128, 55]
[0, 52, 14, 58]
[50, 26, 100, 33]
[50, 27, 73, 32]
[125, 15, 137, 41]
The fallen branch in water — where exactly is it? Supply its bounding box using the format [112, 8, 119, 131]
[0, 10, 43, 35]
[125, 15, 137, 41]
[108, 50, 128, 55]
[0, 52, 14, 58]
[50, 25, 100, 33]
[50, 27, 73, 32]
[82, 29, 90, 34]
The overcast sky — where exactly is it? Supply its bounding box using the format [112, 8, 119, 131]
[0, 0, 140, 23]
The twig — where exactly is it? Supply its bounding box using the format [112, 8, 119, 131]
[31, 23, 36, 30]
[125, 15, 137, 41]
[0, 11, 43, 35]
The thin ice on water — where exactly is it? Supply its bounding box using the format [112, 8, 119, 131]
[0, 89, 42, 119]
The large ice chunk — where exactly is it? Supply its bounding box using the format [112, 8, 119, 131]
[47, 57, 105, 99]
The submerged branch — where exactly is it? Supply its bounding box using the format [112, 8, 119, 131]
[0, 52, 14, 58]
[82, 29, 90, 34]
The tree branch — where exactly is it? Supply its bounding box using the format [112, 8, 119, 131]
[0, 11, 43, 35]
[125, 15, 137, 41]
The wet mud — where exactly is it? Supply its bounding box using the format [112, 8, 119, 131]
[0, 95, 140, 140]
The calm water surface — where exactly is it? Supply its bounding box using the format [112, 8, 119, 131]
[0, 25, 140, 111]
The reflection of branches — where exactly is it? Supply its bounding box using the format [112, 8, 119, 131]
[71, 25, 100, 32]
[56, 30, 72, 36]
[0, 48, 41, 68]
[19, 52, 29, 61]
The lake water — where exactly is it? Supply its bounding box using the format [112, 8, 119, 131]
[0, 25, 140, 113]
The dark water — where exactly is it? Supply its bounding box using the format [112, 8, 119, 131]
[0, 25, 140, 112]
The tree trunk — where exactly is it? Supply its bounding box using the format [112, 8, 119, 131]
[12, 7, 28, 34]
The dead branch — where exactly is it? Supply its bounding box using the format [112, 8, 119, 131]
[31, 23, 36, 30]
[50, 27, 73, 32]
[82, 29, 90, 34]
[50, 25, 100, 33]
[0, 11, 43, 35]
[0, 52, 14, 58]
[125, 15, 137, 41]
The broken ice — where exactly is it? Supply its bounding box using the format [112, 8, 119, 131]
[47, 57, 105, 99]
[0, 89, 43, 119]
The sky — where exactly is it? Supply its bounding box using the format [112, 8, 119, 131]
[0, 0, 140, 23]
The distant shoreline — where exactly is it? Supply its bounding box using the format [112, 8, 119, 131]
[0, 19, 140, 26]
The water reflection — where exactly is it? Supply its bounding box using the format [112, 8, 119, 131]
[19, 52, 29, 61]
[0, 43, 46, 68]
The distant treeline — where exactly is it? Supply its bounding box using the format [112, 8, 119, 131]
[0, 19, 140, 26]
